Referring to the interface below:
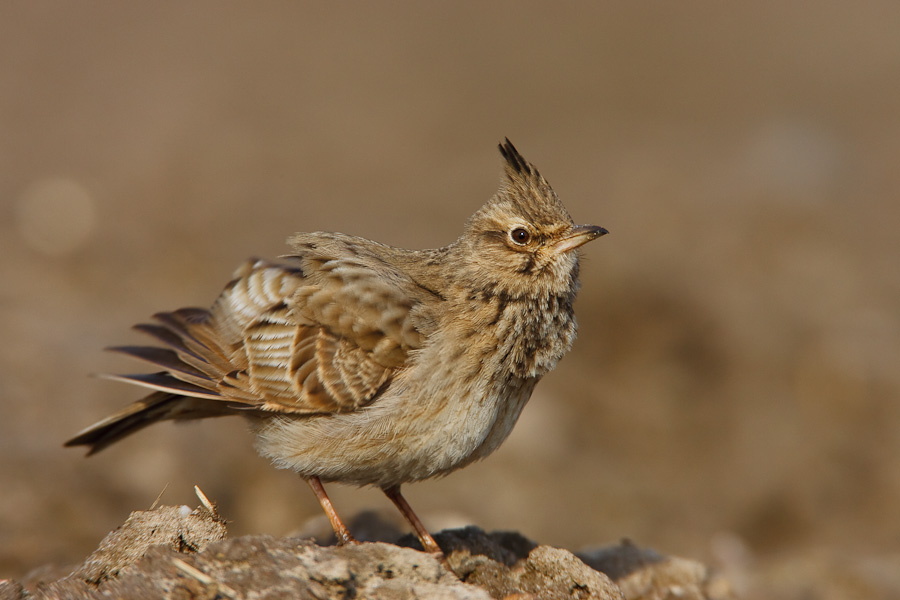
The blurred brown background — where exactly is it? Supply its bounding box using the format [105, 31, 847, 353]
[2, 2, 899, 595]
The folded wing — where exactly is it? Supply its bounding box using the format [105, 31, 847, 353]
[67, 238, 437, 452]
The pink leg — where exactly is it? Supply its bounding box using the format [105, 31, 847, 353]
[306, 476, 356, 545]
[383, 485, 442, 555]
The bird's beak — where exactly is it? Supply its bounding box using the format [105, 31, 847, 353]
[553, 224, 609, 254]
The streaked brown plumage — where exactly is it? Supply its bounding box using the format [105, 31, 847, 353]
[66, 140, 607, 554]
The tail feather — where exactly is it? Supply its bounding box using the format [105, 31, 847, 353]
[67, 260, 304, 454]
[131, 323, 209, 366]
[107, 346, 213, 384]
[64, 392, 237, 455]
[97, 372, 231, 401]
[152, 309, 235, 373]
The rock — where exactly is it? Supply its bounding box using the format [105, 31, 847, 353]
[36, 537, 487, 599]
[71, 496, 227, 584]
[10, 505, 730, 599]
[579, 540, 733, 600]
[438, 528, 622, 599]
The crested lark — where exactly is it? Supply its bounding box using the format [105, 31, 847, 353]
[66, 140, 607, 555]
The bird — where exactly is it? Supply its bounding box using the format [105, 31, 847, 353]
[65, 139, 608, 555]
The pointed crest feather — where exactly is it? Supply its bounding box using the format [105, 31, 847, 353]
[491, 138, 570, 226]
[498, 138, 541, 180]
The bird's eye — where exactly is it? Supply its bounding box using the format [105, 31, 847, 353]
[509, 227, 532, 246]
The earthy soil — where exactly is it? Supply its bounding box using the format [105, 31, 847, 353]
[3, 498, 726, 599]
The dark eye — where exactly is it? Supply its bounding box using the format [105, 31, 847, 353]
[509, 227, 531, 245]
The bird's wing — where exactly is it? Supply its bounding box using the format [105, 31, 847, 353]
[110, 238, 437, 415]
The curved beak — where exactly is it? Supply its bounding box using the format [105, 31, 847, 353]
[553, 224, 609, 254]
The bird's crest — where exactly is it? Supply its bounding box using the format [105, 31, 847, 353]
[495, 138, 570, 226]
[498, 138, 542, 181]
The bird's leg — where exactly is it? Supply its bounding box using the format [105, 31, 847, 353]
[382, 485, 442, 555]
[306, 476, 357, 545]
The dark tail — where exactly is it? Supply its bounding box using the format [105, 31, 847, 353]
[64, 391, 240, 455]
[65, 301, 265, 455]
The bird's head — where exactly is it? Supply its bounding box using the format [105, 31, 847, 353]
[453, 139, 607, 299]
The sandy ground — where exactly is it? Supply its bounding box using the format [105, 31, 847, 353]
[2, 3, 899, 597]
